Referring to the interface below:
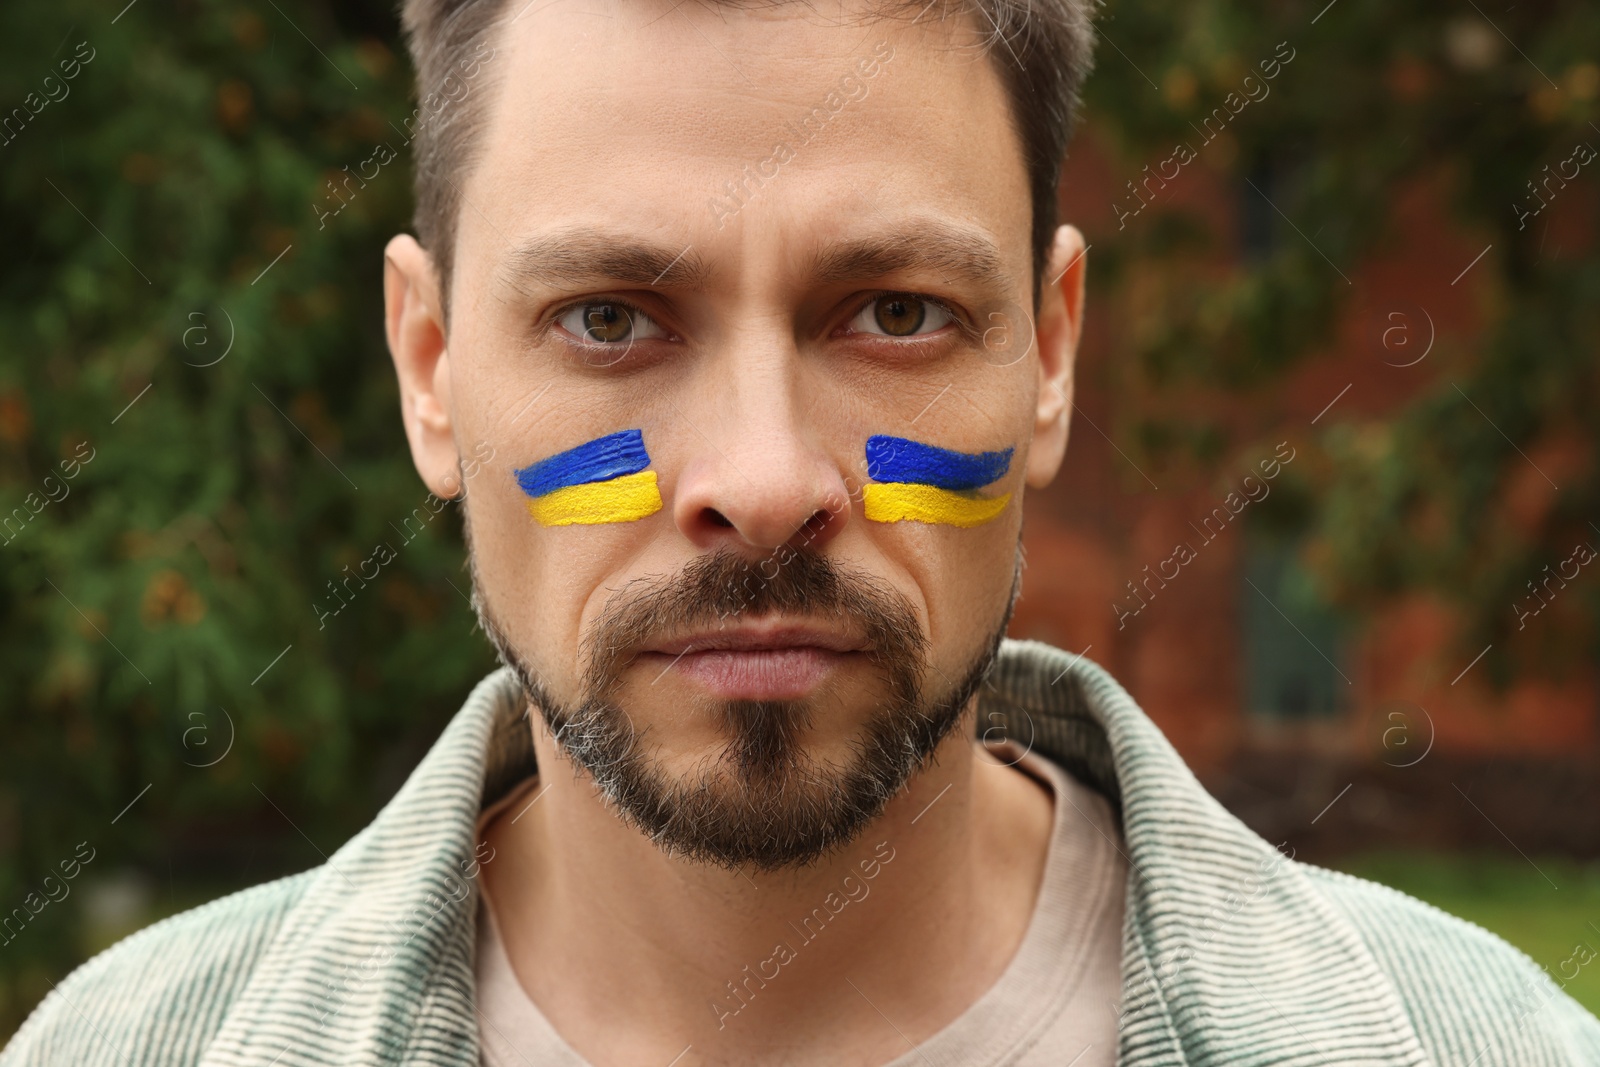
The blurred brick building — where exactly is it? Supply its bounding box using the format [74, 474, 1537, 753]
[1009, 124, 1600, 861]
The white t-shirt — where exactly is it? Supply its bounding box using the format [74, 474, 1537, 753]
[475, 746, 1126, 1066]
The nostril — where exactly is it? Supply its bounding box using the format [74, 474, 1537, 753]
[704, 508, 734, 528]
[799, 509, 832, 539]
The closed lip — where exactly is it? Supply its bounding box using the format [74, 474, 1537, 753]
[644, 622, 867, 656]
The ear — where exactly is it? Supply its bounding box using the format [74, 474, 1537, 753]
[384, 234, 462, 498]
[1024, 225, 1087, 489]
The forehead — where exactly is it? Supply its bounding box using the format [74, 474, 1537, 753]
[460, 0, 1032, 286]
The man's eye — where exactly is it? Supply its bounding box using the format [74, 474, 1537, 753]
[847, 294, 954, 338]
[556, 302, 668, 344]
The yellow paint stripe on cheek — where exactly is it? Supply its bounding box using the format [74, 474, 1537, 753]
[862, 483, 1011, 527]
[527, 470, 663, 526]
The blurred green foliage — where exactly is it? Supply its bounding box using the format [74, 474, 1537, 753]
[0, 0, 497, 1031]
[1, 0, 1597, 1040]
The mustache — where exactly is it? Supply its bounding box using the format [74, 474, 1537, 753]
[579, 548, 928, 692]
[465, 529, 1022, 870]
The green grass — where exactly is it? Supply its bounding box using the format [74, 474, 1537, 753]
[1335, 851, 1600, 1016]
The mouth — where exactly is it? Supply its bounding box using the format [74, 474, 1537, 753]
[639, 621, 868, 700]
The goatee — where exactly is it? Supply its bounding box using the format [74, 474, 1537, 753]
[470, 536, 1018, 872]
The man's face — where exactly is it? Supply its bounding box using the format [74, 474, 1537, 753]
[388, 0, 1080, 868]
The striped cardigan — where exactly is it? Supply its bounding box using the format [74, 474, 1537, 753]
[6, 639, 1599, 1065]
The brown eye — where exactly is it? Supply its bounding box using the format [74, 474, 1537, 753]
[848, 293, 954, 338]
[555, 302, 668, 346]
[876, 295, 925, 335]
[585, 304, 631, 342]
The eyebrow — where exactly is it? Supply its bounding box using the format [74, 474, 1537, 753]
[498, 229, 711, 292]
[810, 221, 1012, 296]
[495, 219, 1013, 297]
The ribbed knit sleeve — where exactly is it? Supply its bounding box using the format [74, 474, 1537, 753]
[0, 871, 315, 1066]
[1309, 863, 1600, 1066]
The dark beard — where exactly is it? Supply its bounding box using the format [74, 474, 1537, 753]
[469, 534, 1019, 872]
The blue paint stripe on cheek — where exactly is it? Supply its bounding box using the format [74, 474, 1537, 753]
[514, 429, 652, 498]
[865, 435, 1013, 491]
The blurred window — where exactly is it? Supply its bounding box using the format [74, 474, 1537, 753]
[1242, 533, 1348, 720]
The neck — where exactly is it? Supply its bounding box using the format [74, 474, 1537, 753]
[478, 702, 1054, 1067]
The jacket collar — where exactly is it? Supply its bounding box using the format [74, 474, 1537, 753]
[986, 640, 1431, 1066]
[202, 639, 1430, 1066]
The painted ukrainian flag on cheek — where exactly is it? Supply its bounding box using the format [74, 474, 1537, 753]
[862, 435, 1014, 528]
[514, 429, 664, 527]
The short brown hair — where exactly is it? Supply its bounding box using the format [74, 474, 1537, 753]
[399, 0, 1095, 318]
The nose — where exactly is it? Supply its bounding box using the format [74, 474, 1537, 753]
[670, 350, 851, 556]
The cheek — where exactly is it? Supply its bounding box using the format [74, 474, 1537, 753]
[452, 367, 669, 646]
[861, 440, 1012, 529]
[460, 485, 596, 675]
[858, 422, 1025, 530]
[848, 381, 1033, 657]
[865, 506, 1020, 670]
[940, 514, 1022, 644]
[515, 429, 663, 529]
